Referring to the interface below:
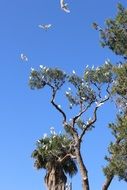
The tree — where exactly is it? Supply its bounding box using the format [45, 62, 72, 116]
[102, 115, 127, 190]
[93, 3, 127, 59]
[93, 3, 127, 189]
[29, 63, 114, 190]
[30, 2, 127, 190]
[32, 130, 77, 190]
[101, 63, 127, 190]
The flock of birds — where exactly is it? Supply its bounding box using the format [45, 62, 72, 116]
[20, 0, 70, 62]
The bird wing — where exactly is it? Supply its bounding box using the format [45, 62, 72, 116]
[60, 0, 64, 8]
[47, 24, 52, 28]
[38, 24, 44, 29]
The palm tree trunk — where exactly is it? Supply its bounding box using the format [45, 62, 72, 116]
[45, 165, 67, 190]
[75, 147, 90, 190]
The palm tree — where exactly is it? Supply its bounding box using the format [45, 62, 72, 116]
[32, 130, 77, 190]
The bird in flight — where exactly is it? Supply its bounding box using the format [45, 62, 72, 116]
[20, 53, 28, 62]
[38, 24, 52, 31]
[60, 0, 70, 13]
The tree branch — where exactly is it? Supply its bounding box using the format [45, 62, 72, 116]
[79, 96, 110, 141]
[79, 106, 98, 141]
[102, 175, 114, 190]
[58, 153, 76, 163]
[50, 87, 67, 123]
[73, 101, 94, 125]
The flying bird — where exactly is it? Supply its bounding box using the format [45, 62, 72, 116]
[20, 53, 28, 62]
[60, 0, 70, 13]
[38, 24, 52, 31]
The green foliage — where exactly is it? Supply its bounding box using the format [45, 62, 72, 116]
[103, 115, 127, 181]
[112, 63, 127, 96]
[84, 61, 113, 84]
[94, 3, 127, 57]
[67, 73, 96, 106]
[75, 117, 86, 130]
[29, 65, 114, 113]
[32, 131, 77, 177]
[29, 66, 66, 90]
[111, 63, 127, 113]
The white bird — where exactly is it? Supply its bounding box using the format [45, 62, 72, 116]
[58, 104, 61, 108]
[81, 97, 85, 101]
[37, 140, 41, 143]
[40, 65, 43, 69]
[60, 0, 70, 13]
[38, 24, 52, 30]
[86, 121, 89, 125]
[66, 91, 69, 95]
[96, 67, 100, 71]
[69, 103, 73, 108]
[31, 67, 34, 72]
[50, 127, 55, 134]
[20, 53, 28, 62]
[92, 65, 94, 69]
[43, 133, 47, 139]
[68, 87, 71, 91]
[118, 63, 123, 68]
[85, 71, 89, 75]
[105, 60, 110, 65]
[95, 101, 104, 107]
[72, 70, 76, 74]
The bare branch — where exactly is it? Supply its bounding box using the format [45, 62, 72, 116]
[79, 96, 110, 141]
[49, 150, 60, 160]
[50, 87, 67, 123]
[106, 82, 111, 96]
[73, 101, 94, 125]
[91, 81, 102, 98]
[58, 153, 76, 163]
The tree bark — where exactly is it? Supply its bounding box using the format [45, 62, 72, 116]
[45, 165, 67, 190]
[102, 175, 114, 190]
[75, 146, 90, 190]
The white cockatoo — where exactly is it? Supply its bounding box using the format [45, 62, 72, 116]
[72, 70, 76, 74]
[91, 65, 94, 69]
[60, 0, 70, 13]
[38, 24, 52, 30]
[95, 101, 104, 107]
[58, 104, 61, 108]
[20, 53, 28, 62]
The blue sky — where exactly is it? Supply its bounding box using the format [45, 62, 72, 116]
[0, 0, 127, 190]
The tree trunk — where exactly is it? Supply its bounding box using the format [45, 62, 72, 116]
[75, 146, 90, 190]
[45, 165, 67, 190]
[102, 175, 113, 190]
